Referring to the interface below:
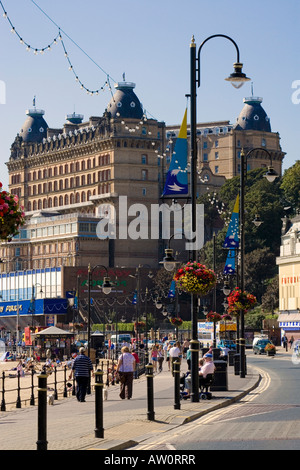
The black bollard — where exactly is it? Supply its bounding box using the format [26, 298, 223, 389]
[1, 371, 6, 412]
[63, 365, 68, 397]
[146, 363, 155, 421]
[36, 370, 48, 451]
[16, 370, 21, 408]
[94, 369, 104, 438]
[54, 366, 58, 400]
[30, 368, 35, 406]
[173, 360, 181, 410]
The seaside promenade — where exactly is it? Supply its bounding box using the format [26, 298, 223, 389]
[0, 355, 265, 451]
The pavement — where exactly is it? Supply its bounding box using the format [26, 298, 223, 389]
[0, 349, 276, 452]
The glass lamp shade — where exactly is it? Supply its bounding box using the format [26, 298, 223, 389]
[264, 166, 278, 183]
[225, 62, 251, 89]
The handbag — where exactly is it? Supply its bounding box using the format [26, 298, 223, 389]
[116, 372, 125, 384]
[116, 354, 126, 383]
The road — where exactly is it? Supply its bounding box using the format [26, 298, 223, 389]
[132, 350, 300, 450]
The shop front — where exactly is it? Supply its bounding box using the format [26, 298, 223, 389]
[278, 313, 300, 344]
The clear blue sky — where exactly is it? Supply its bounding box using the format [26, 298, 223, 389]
[0, 0, 299, 189]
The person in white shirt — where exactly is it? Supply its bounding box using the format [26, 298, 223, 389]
[116, 346, 136, 399]
[169, 341, 182, 375]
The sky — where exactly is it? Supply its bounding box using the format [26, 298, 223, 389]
[0, 0, 299, 190]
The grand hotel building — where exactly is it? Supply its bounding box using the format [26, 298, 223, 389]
[0, 82, 285, 331]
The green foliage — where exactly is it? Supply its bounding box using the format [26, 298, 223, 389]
[280, 160, 300, 210]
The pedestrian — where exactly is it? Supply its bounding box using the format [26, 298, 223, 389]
[68, 347, 94, 403]
[131, 349, 140, 379]
[116, 346, 136, 399]
[282, 335, 288, 351]
[157, 345, 164, 372]
[151, 345, 158, 372]
[186, 344, 191, 371]
[289, 336, 294, 349]
[169, 341, 182, 375]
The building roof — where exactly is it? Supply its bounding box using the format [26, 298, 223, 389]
[106, 82, 144, 119]
[234, 97, 271, 132]
[19, 107, 48, 143]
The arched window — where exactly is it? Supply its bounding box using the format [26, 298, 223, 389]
[81, 192, 86, 202]
[64, 194, 69, 205]
[59, 196, 63, 206]
[54, 197, 58, 207]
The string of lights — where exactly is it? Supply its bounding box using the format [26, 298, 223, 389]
[0, 0, 116, 97]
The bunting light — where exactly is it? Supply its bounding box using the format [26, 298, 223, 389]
[0, 0, 116, 97]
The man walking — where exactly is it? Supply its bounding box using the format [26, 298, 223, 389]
[69, 347, 94, 402]
[169, 341, 182, 376]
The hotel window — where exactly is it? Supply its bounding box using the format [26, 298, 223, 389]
[203, 153, 208, 162]
[215, 166, 219, 174]
[203, 141, 208, 149]
[141, 170, 148, 181]
[215, 140, 219, 148]
[141, 154, 148, 164]
[142, 188, 147, 196]
[215, 152, 219, 160]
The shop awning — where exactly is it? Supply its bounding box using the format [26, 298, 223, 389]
[277, 313, 300, 323]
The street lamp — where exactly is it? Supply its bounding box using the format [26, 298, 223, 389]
[87, 264, 112, 357]
[239, 147, 278, 377]
[190, 34, 250, 402]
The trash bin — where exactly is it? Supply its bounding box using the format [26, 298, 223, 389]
[210, 360, 228, 391]
[228, 350, 235, 366]
[201, 347, 209, 357]
[213, 348, 221, 361]
[234, 354, 247, 375]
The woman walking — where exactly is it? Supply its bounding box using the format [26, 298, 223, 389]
[116, 346, 136, 400]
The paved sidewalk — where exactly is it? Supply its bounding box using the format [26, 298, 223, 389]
[0, 354, 267, 451]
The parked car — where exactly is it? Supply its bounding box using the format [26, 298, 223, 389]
[253, 339, 272, 354]
[217, 340, 236, 350]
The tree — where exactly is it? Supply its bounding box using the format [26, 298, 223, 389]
[280, 160, 300, 211]
[261, 275, 279, 313]
[244, 248, 277, 302]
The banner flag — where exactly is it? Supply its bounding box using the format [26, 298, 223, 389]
[168, 280, 176, 298]
[223, 195, 239, 249]
[162, 109, 188, 196]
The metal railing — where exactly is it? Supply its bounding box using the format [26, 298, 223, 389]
[0, 355, 147, 412]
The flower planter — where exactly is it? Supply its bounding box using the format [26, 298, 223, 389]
[174, 262, 217, 296]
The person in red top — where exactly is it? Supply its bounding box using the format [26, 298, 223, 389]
[131, 349, 140, 379]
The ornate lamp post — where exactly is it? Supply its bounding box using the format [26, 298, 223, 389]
[87, 264, 112, 357]
[190, 34, 250, 401]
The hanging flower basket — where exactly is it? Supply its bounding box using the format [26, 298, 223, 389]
[0, 185, 25, 241]
[170, 317, 183, 327]
[174, 262, 217, 296]
[205, 311, 222, 322]
[222, 314, 232, 321]
[227, 287, 256, 314]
